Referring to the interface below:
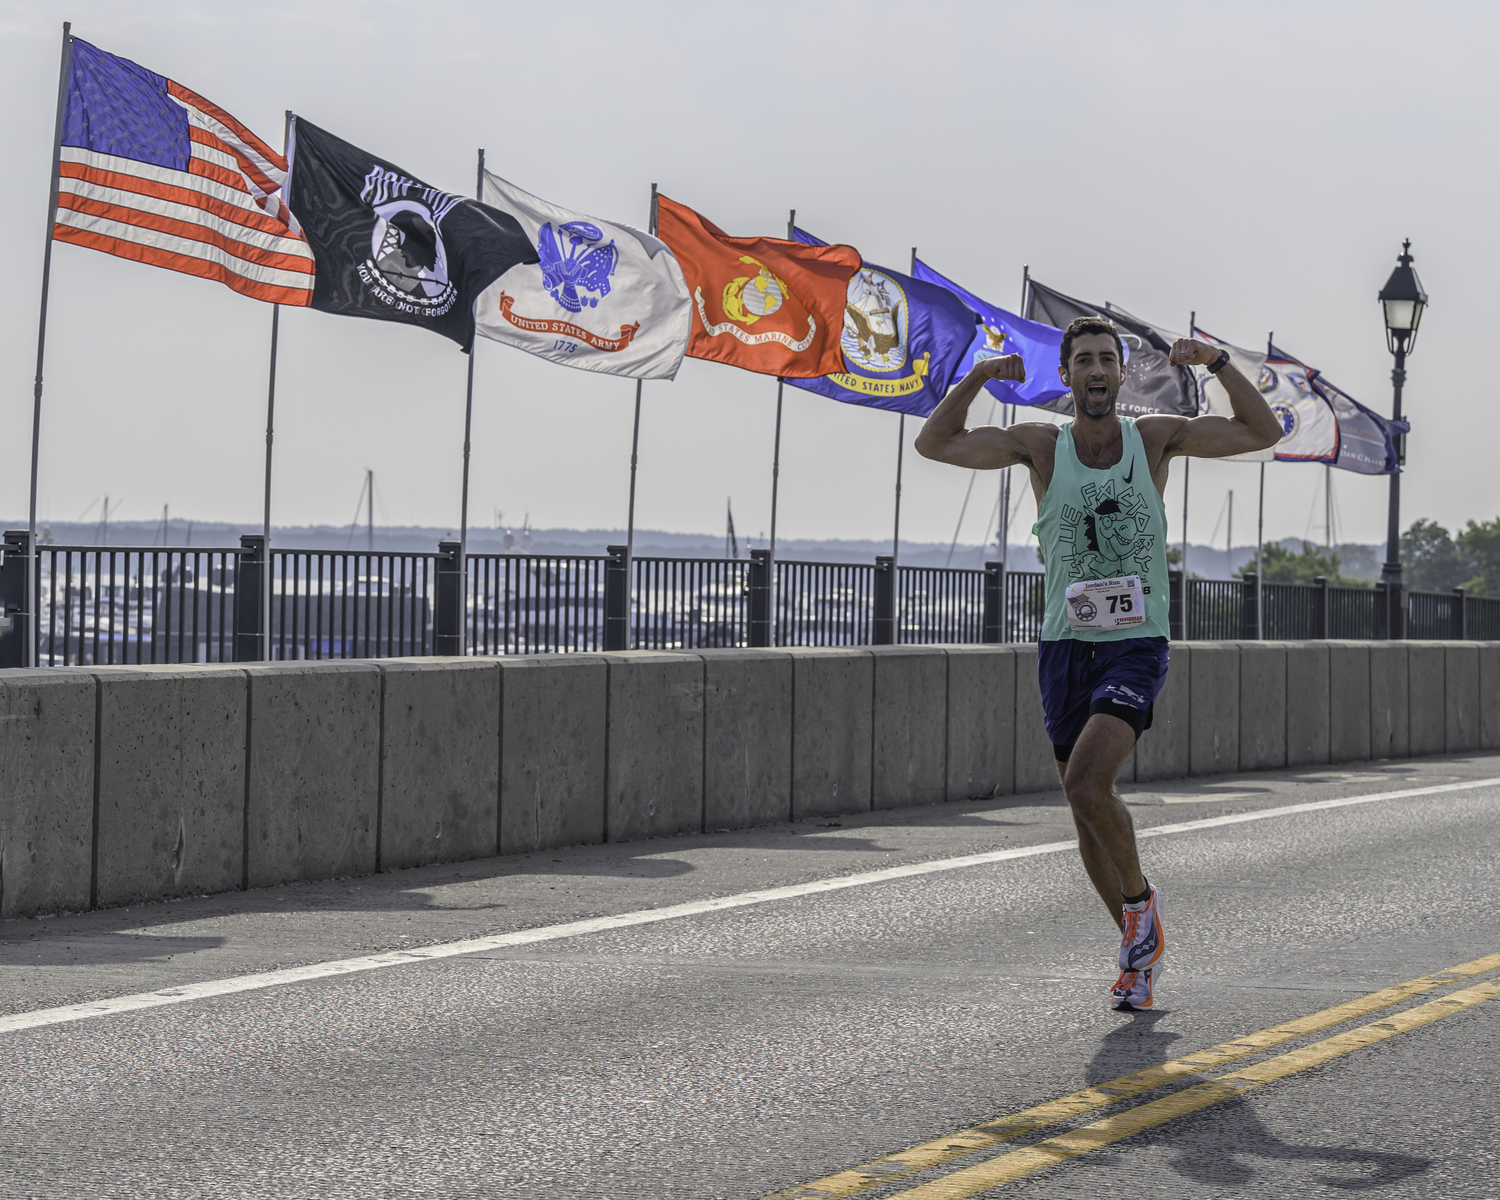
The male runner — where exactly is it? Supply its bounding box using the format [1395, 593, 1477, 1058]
[915, 317, 1281, 1010]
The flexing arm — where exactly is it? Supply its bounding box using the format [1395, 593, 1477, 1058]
[1147, 339, 1283, 460]
[915, 356, 1034, 469]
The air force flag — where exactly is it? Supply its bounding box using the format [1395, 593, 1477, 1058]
[911, 258, 1067, 408]
[474, 174, 691, 380]
[785, 229, 976, 417]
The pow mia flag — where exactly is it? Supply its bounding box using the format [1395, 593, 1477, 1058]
[286, 117, 537, 350]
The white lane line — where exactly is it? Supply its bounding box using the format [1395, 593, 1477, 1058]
[3, 775, 1496, 1036]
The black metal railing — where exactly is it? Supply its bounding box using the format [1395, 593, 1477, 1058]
[777, 559, 875, 646]
[269, 549, 435, 661]
[1187, 579, 1244, 641]
[895, 564, 987, 644]
[7, 538, 1499, 669]
[37, 545, 239, 666]
[1407, 589, 1464, 641]
[467, 552, 606, 655]
[1467, 594, 1500, 641]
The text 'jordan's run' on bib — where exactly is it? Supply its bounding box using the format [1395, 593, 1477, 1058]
[1064, 575, 1148, 633]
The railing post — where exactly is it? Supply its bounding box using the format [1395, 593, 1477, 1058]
[982, 560, 1003, 643]
[0, 530, 34, 669]
[1453, 587, 1466, 640]
[1313, 575, 1329, 639]
[1386, 580, 1405, 640]
[434, 539, 463, 656]
[604, 544, 629, 651]
[233, 534, 265, 662]
[1240, 572, 1259, 640]
[873, 554, 895, 645]
[1168, 568, 1184, 641]
[748, 548, 771, 648]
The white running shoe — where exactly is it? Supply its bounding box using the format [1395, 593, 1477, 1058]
[1119, 883, 1165, 972]
[1111, 963, 1164, 1010]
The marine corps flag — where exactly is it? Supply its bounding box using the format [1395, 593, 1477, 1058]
[474, 172, 691, 379]
[286, 117, 537, 350]
[654, 194, 859, 378]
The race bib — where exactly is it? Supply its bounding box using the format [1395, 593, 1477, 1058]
[1065, 575, 1146, 632]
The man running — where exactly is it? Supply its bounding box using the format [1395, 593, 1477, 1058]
[915, 317, 1281, 1010]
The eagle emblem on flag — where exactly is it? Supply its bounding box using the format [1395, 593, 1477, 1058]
[537, 221, 618, 314]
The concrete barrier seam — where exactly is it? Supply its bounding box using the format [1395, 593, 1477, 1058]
[374, 665, 387, 872]
[240, 670, 252, 892]
[88, 677, 102, 911]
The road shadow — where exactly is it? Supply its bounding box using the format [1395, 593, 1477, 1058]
[1163, 1095, 1430, 1190]
[0, 932, 228, 968]
[1085, 1008, 1183, 1084]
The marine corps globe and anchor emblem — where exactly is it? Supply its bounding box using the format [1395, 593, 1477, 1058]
[695, 255, 815, 351]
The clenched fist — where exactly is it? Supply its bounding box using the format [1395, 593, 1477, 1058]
[1168, 338, 1223, 368]
[975, 354, 1026, 383]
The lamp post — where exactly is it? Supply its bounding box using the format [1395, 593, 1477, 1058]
[1377, 239, 1427, 638]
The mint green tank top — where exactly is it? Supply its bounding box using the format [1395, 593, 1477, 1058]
[1035, 418, 1171, 642]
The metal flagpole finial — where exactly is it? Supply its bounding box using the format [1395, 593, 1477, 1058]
[788, 209, 795, 239]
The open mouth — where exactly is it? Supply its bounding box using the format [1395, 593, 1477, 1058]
[1087, 380, 1109, 400]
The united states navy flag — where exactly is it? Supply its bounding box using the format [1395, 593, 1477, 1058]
[784, 228, 977, 417]
[286, 117, 537, 350]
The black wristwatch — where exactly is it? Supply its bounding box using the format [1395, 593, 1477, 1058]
[1206, 348, 1231, 375]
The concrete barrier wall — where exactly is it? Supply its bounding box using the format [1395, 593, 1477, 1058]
[0, 671, 95, 918]
[499, 655, 606, 853]
[379, 659, 499, 871]
[245, 662, 382, 889]
[1238, 643, 1287, 771]
[2, 640, 1496, 917]
[94, 666, 245, 907]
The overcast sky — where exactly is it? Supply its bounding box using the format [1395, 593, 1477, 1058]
[2, 0, 1492, 555]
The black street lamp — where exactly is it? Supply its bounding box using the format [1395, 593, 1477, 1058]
[1378, 239, 1427, 637]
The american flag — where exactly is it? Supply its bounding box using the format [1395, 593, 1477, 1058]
[53, 38, 314, 306]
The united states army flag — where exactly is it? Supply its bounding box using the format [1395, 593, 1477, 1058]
[474, 174, 691, 380]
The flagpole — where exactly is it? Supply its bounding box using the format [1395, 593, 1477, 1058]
[26, 22, 74, 668]
[1178, 309, 1196, 583]
[456, 146, 485, 656]
[766, 207, 794, 646]
[890, 246, 918, 571]
[1257, 461, 1265, 640]
[257, 108, 297, 662]
[261, 302, 279, 659]
[623, 183, 658, 648]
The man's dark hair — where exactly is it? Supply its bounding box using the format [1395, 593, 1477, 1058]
[1060, 316, 1125, 371]
[1083, 497, 1123, 552]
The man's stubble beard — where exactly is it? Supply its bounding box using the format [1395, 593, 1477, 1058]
[1072, 377, 1120, 420]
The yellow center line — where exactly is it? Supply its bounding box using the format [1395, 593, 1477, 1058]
[885, 975, 1500, 1198]
[758, 953, 1500, 1200]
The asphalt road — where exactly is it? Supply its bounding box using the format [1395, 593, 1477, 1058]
[3, 753, 1499, 1199]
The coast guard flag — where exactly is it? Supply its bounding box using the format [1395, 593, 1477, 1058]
[52, 38, 314, 305]
[786, 229, 977, 417]
[1309, 370, 1406, 475]
[1025, 280, 1195, 419]
[911, 258, 1067, 408]
[286, 118, 537, 350]
[473, 173, 691, 379]
[654, 195, 859, 378]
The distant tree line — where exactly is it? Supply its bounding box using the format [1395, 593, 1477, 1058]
[1229, 517, 1500, 594]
